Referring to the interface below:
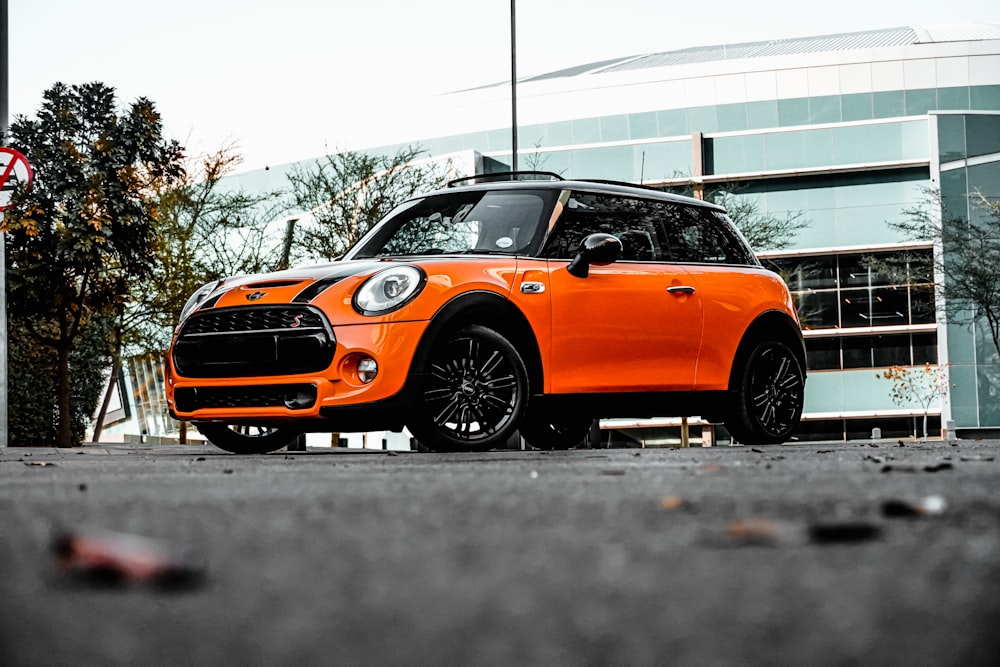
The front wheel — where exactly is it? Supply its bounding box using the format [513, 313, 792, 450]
[195, 423, 302, 454]
[724, 340, 804, 446]
[407, 325, 529, 452]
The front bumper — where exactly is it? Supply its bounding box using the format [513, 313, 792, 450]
[166, 319, 429, 426]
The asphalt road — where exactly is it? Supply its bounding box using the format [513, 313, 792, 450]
[2, 438, 1000, 666]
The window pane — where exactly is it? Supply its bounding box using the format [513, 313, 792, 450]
[862, 251, 901, 286]
[655, 206, 755, 265]
[773, 256, 836, 290]
[912, 332, 939, 365]
[872, 333, 911, 367]
[910, 285, 937, 324]
[543, 193, 660, 259]
[838, 254, 870, 288]
[908, 249, 934, 283]
[842, 336, 874, 368]
[797, 290, 840, 329]
[870, 286, 910, 326]
[805, 337, 841, 370]
[840, 288, 871, 327]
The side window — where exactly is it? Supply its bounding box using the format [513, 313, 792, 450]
[657, 205, 757, 265]
[541, 192, 662, 261]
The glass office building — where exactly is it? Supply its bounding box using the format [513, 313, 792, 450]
[219, 24, 1000, 442]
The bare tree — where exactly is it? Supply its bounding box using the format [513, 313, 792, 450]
[709, 187, 810, 252]
[92, 143, 286, 441]
[286, 145, 447, 261]
[660, 179, 810, 252]
[883, 187, 1000, 361]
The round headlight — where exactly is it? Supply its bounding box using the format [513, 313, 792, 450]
[353, 265, 426, 315]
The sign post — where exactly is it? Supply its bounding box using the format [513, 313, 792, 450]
[0, 146, 32, 453]
[0, 147, 31, 209]
[1, 0, 8, 454]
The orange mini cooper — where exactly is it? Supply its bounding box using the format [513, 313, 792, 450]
[165, 172, 805, 453]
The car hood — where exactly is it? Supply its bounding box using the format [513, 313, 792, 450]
[220, 260, 389, 289]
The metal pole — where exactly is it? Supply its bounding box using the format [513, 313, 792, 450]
[1, 0, 9, 453]
[510, 0, 518, 172]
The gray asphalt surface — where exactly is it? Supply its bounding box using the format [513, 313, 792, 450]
[2, 438, 999, 666]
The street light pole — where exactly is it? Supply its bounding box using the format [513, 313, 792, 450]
[1, 0, 8, 453]
[510, 0, 518, 172]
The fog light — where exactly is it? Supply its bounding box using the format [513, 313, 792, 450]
[357, 357, 378, 384]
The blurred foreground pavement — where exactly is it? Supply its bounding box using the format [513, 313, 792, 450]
[2, 438, 1000, 666]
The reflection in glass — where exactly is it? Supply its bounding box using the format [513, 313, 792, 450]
[840, 288, 872, 327]
[872, 334, 911, 366]
[842, 336, 874, 368]
[805, 337, 840, 370]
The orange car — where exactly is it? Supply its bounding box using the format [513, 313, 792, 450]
[166, 173, 805, 453]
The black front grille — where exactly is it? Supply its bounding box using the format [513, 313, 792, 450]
[175, 384, 317, 412]
[173, 306, 335, 378]
[184, 306, 325, 335]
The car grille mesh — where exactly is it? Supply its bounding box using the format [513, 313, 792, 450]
[183, 307, 325, 335]
[173, 306, 335, 378]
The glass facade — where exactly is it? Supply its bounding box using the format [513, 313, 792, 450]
[383, 85, 1000, 159]
[936, 113, 1000, 431]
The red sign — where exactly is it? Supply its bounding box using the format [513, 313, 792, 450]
[0, 147, 33, 211]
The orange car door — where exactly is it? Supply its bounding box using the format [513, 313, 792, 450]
[546, 260, 704, 393]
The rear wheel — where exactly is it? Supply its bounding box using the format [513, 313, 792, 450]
[195, 423, 302, 454]
[407, 325, 528, 452]
[520, 409, 593, 450]
[725, 340, 804, 445]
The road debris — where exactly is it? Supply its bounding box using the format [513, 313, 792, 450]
[51, 528, 205, 590]
[725, 518, 785, 546]
[808, 522, 882, 544]
[24, 461, 56, 467]
[960, 455, 995, 462]
[882, 495, 947, 518]
[881, 461, 954, 473]
[660, 495, 684, 510]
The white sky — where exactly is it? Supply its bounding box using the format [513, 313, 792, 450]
[8, 0, 1000, 172]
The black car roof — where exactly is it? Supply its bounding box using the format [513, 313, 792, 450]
[425, 173, 726, 212]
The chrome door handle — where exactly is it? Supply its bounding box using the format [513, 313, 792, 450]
[667, 286, 695, 295]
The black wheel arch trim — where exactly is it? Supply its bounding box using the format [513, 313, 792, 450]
[408, 290, 543, 393]
[728, 310, 806, 392]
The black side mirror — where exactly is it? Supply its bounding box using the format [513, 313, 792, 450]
[567, 233, 623, 278]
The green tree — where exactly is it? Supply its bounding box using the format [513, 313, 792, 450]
[1, 82, 183, 447]
[286, 145, 447, 261]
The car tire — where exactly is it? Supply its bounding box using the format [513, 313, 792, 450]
[408, 325, 529, 452]
[196, 423, 303, 454]
[520, 410, 594, 450]
[724, 340, 805, 446]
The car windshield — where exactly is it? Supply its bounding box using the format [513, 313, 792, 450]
[346, 189, 555, 259]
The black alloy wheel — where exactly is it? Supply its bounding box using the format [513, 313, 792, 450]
[195, 423, 302, 454]
[408, 325, 528, 452]
[725, 340, 805, 445]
